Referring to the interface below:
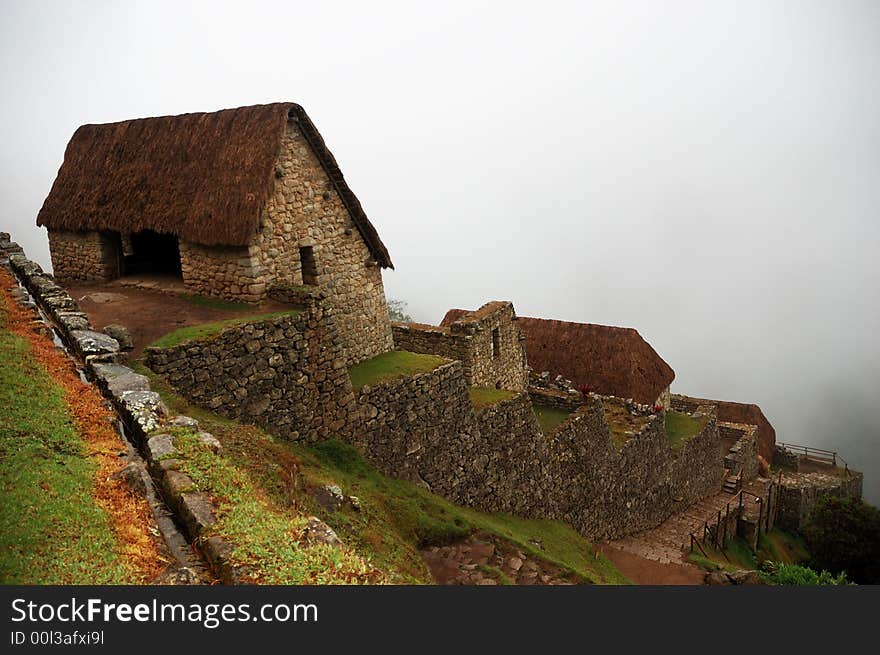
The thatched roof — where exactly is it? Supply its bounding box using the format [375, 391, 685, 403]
[516, 316, 675, 405]
[36, 103, 392, 267]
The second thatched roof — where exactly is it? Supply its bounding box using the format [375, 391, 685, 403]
[36, 102, 392, 267]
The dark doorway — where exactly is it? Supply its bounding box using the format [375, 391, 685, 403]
[299, 246, 318, 285]
[125, 230, 182, 276]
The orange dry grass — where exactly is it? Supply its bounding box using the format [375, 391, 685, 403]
[1, 269, 163, 581]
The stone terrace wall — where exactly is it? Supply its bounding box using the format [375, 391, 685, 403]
[673, 393, 775, 463]
[528, 387, 584, 411]
[720, 422, 760, 481]
[47, 229, 118, 281]
[392, 301, 527, 392]
[347, 361, 485, 495]
[775, 471, 863, 532]
[144, 296, 355, 443]
[544, 402, 724, 539]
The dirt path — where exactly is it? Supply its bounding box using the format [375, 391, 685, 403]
[66, 282, 293, 357]
[601, 546, 705, 585]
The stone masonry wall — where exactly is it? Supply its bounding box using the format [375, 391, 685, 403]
[144, 295, 355, 443]
[179, 241, 262, 301]
[392, 301, 527, 392]
[775, 471, 863, 533]
[132, 118, 394, 365]
[720, 422, 760, 481]
[47, 229, 118, 281]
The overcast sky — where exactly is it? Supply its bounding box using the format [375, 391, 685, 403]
[1, 0, 878, 502]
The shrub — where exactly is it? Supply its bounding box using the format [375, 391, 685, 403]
[759, 562, 849, 586]
[802, 496, 880, 584]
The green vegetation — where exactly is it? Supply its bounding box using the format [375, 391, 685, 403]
[468, 386, 517, 410]
[688, 536, 758, 573]
[759, 563, 849, 586]
[179, 293, 253, 312]
[758, 528, 809, 565]
[347, 350, 447, 391]
[0, 316, 132, 583]
[532, 405, 573, 435]
[138, 363, 629, 584]
[149, 310, 300, 349]
[803, 496, 880, 584]
[664, 410, 708, 449]
[603, 402, 649, 448]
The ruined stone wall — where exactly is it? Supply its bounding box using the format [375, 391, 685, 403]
[543, 402, 724, 539]
[392, 302, 527, 392]
[528, 387, 584, 411]
[144, 296, 355, 443]
[47, 229, 118, 281]
[391, 323, 469, 364]
[775, 471, 863, 533]
[720, 422, 760, 481]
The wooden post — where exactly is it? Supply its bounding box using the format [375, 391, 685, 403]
[756, 499, 763, 541]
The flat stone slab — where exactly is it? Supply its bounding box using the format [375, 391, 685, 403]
[106, 372, 151, 396]
[70, 329, 121, 357]
[170, 415, 200, 431]
[120, 390, 167, 434]
[147, 434, 177, 461]
[92, 362, 136, 382]
[56, 311, 91, 331]
[180, 492, 217, 535]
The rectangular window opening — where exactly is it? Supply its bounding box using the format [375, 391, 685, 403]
[492, 327, 501, 358]
[300, 246, 318, 286]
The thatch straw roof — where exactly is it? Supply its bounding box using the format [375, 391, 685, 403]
[36, 103, 392, 267]
[515, 316, 675, 405]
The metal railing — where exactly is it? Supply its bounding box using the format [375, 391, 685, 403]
[777, 442, 851, 476]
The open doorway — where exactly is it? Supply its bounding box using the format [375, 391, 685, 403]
[124, 230, 182, 277]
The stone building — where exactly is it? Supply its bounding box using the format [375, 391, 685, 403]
[392, 301, 528, 391]
[36, 103, 394, 363]
[515, 316, 675, 407]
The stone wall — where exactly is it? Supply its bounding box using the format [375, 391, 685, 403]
[775, 471, 863, 532]
[178, 241, 262, 302]
[47, 229, 118, 281]
[144, 295, 355, 443]
[720, 422, 760, 481]
[528, 387, 584, 412]
[392, 301, 527, 392]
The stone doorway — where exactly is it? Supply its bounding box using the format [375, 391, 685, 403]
[124, 230, 183, 278]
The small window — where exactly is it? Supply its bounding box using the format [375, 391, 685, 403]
[491, 327, 501, 358]
[300, 246, 318, 285]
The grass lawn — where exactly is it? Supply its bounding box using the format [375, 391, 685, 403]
[664, 410, 709, 449]
[468, 386, 517, 410]
[0, 312, 133, 583]
[348, 350, 448, 391]
[150, 310, 300, 349]
[532, 405, 573, 435]
[179, 293, 254, 312]
[138, 363, 629, 584]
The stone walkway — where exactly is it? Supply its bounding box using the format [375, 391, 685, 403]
[610, 479, 771, 564]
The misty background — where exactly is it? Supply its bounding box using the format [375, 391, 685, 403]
[1, 0, 877, 503]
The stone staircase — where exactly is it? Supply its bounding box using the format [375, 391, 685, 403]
[610, 479, 770, 565]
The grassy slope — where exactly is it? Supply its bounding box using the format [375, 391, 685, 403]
[348, 350, 448, 390]
[468, 386, 517, 410]
[688, 528, 809, 574]
[0, 313, 133, 583]
[137, 364, 629, 585]
[532, 405, 573, 435]
[664, 411, 709, 449]
[150, 310, 300, 349]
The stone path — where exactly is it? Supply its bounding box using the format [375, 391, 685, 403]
[610, 478, 771, 564]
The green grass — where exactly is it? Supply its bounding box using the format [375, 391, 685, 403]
[757, 528, 809, 565]
[533, 405, 573, 435]
[348, 350, 448, 391]
[688, 536, 757, 573]
[0, 313, 133, 583]
[664, 410, 709, 449]
[149, 310, 300, 349]
[138, 363, 629, 585]
[179, 293, 254, 312]
[468, 386, 517, 410]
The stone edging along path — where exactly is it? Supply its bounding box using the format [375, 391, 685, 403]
[0, 232, 244, 584]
